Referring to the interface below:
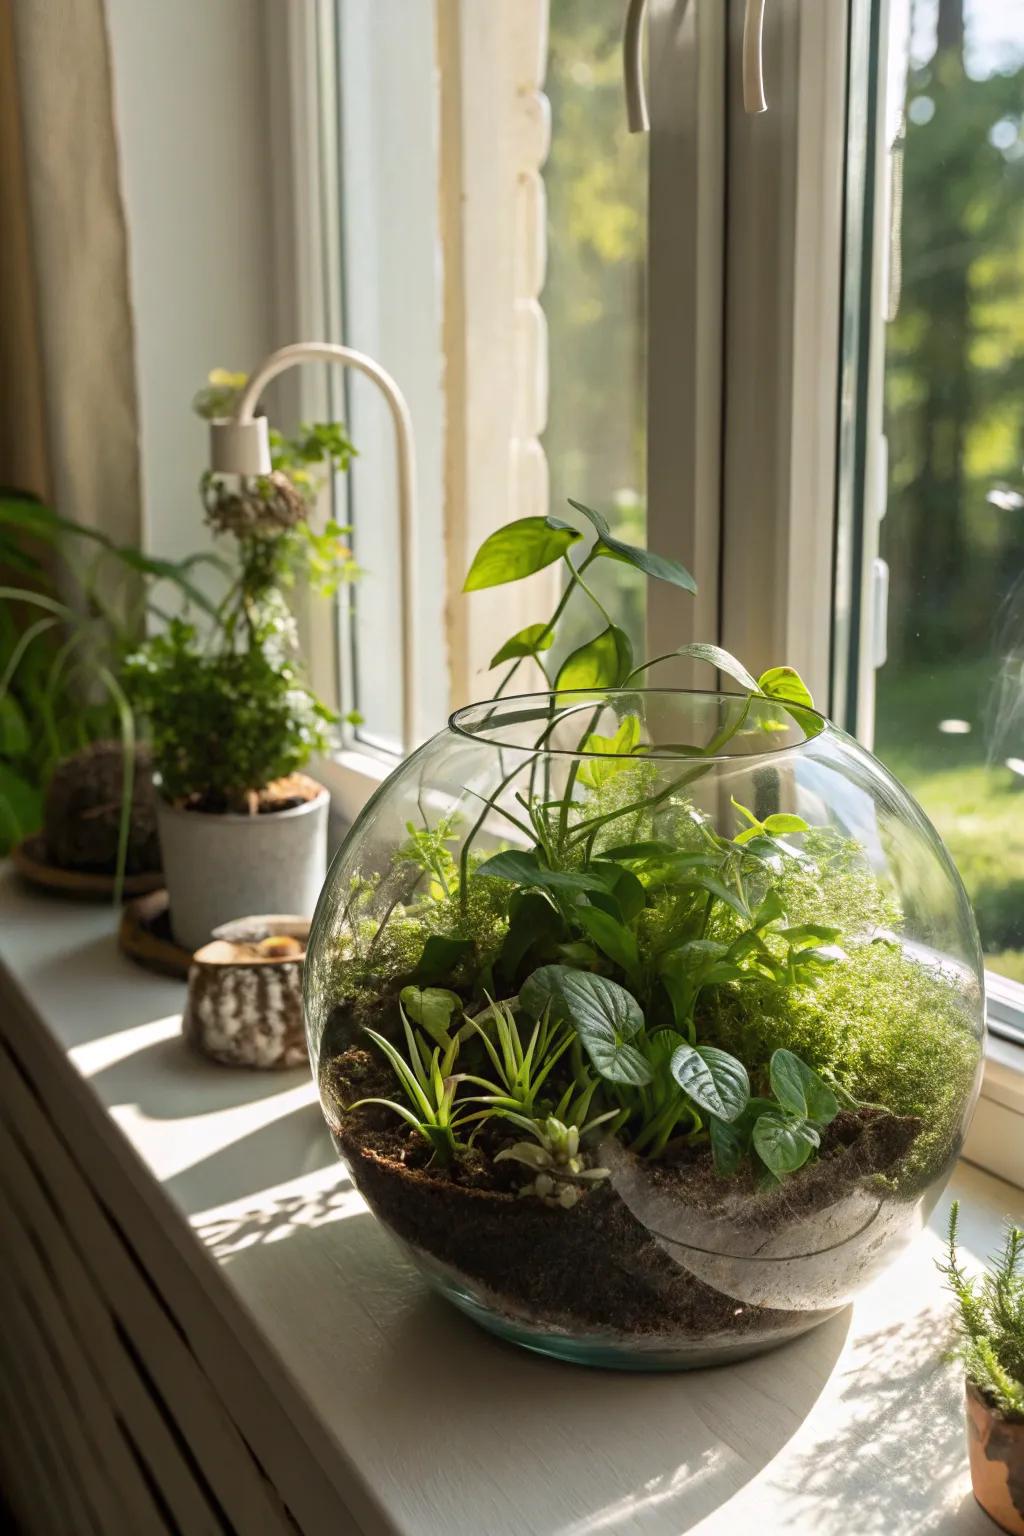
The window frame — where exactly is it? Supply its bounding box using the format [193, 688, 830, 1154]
[726, 0, 1024, 1139]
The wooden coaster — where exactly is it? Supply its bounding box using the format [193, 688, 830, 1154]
[118, 890, 192, 979]
[12, 834, 164, 902]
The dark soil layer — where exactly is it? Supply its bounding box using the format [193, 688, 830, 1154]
[177, 772, 323, 817]
[323, 1047, 924, 1345]
[45, 741, 160, 874]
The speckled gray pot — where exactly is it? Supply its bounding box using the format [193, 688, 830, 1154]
[157, 787, 329, 952]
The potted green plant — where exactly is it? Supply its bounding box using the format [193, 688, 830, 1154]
[1, 489, 229, 895]
[940, 1201, 1024, 1534]
[124, 372, 358, 951]
[303, 501, 984, 1368]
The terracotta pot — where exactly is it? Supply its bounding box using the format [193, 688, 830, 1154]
[966, 1381, 1024, 1535]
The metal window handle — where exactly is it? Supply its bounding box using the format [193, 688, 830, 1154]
[624, 0, 768, 131]
[743, 0, 768, 114]
[623, 0, 648, 133]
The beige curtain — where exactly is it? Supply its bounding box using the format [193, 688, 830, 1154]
[0, 0, 141, 547]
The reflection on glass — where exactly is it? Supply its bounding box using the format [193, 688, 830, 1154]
[543, 0, 648, 670]
[875, 0, 1024, 983]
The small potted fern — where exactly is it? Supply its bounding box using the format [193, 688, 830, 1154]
[940, 1201, 1024, 1535]
[124, 372, 357, 951]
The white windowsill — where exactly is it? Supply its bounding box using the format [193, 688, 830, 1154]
[0, 862, 1020, 1534]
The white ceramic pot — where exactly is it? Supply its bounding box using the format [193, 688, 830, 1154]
[157, 786, 329, 952]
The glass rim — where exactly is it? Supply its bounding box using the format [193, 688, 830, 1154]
[447, 687, 828, 761]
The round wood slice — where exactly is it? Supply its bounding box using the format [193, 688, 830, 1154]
[118, 890, 192, 979]
[12, 834, 164, 902]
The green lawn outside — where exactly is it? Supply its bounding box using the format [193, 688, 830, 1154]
[874, 661, 1024, 983]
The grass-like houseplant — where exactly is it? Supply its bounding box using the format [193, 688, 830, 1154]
[304, 501, 985, 1368]
[1, 489, 233, 893]
[124, 372, 357, 949]
[940, 1201, 1024, 1534]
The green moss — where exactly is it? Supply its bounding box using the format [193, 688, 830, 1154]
[703, 940, 981, 1185]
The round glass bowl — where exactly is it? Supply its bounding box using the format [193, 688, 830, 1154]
[304, 690, 985, 1369]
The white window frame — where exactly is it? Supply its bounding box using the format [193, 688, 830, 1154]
[716, 0, 1024, 1172]
[274, 0, 1024, 1178]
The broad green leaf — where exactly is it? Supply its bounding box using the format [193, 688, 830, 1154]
[752, 889, 786, 930]
[577, 713, 642, 787]
[568, 500, 696, 594]
[762, 813, 809, 836]
[575, 906, 641, 979]
[709, 1114, 748, 1175]
[679, 873, 750, 921]
[756, 665, 825, 740]
[670, 1043, 750, 1123]
[519, 966, 652, 1086]
[769, 1049, 809, 1116]
[757, 666, 813, 708]
[778, 923, 843, 943]
[752, 1112, 819, 1175]
[591, 863, 647, 923]
[409, 935, 473, 985]
[476, 848, 612, 896]
[555, 624, 633, 691]
[597, 840, 678, 862]
[489, 623, 555, 668]
[463, 516, 582, 591]
[625, 641, 759, 690]
[769, 1049, 839, 1125]
[399, 986, 461, 1048]
[497, 891, 560, 977]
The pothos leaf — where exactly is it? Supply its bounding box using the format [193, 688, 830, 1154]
[489, 623, 555, 668]
[476, 848, 612, 896]
[399, 986, 461, 1048]
[555, 624, 633, 691]
[757, 666, 813, 709]
[756, 665, 825, 740]
[752, 1112, 819, 1175]
[409, 935, 474, 985]
[568, 499, 697, 594]
[769, 1049, 839, 1125]
[464, 516, 582, 591]
[575, 905, 641, 979]
[708, 1114, 748, 1175]
[519, 966, 652, 1086]
[670, 1043, 750, 1123]
[578, 713, 642, 788]
[625, 641, 759, 689]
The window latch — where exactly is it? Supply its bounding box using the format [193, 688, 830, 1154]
[625, 0, 769, 131]
[623, 0, 649, 133]
[742, 0, 768, 114]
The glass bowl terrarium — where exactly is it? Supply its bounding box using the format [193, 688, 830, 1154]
[304, 685, 985, 1369]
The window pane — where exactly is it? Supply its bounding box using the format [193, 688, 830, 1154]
[874, 0, 1024, 990]
[543, 0, 648, 669]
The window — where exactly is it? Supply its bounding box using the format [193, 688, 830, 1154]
[288, 0, 1024, 1058]
[836, 0, 1024, 1043]
[543, 1, 648, 668]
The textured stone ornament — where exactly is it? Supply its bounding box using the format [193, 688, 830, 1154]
[184, 915, 310, 1069]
